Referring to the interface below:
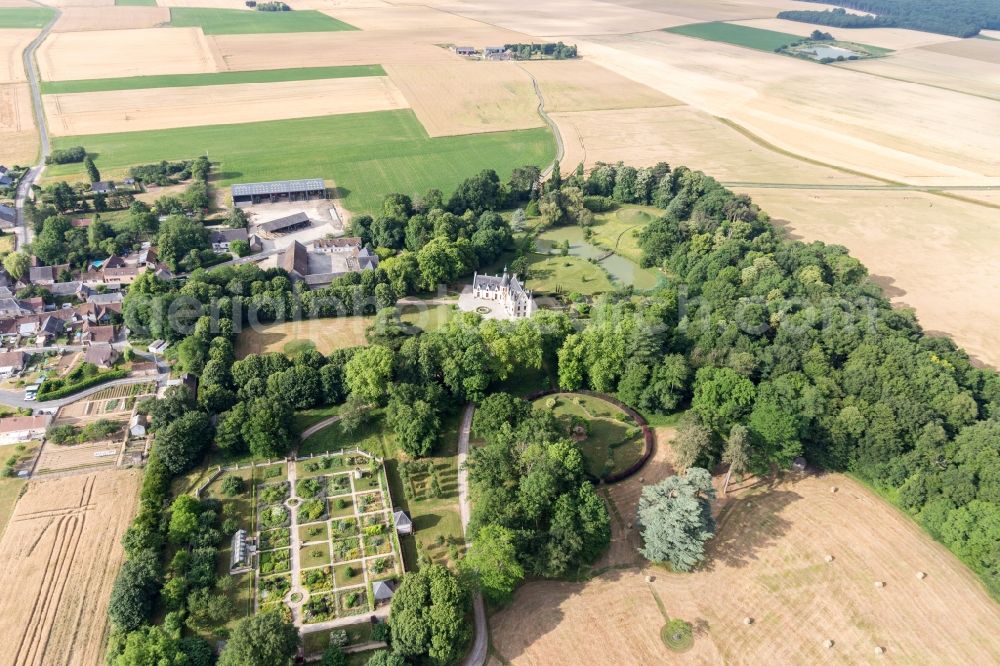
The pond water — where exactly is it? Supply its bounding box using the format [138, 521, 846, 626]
[536, 225, 661, 290]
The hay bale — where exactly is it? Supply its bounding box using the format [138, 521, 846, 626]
[874, 646, 885, 655]
[831, 486, 838, 492]
[916, 571, 927, 579]
[874, 581, 885, 588]
[825, 555, 835, 563]
[645, 575, 654, 583]
[824, 639, 834, 649]
[743, 617, 753, 625]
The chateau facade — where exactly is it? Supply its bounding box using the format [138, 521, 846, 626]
[472, 268, 536, 319]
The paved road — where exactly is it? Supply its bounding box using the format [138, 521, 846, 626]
[0, 374, 165, 410]
[15, 5, 61, 248]
[457, 403, 488, 666]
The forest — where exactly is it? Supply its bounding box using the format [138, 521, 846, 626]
[105, 159, 999, 665]
[780, 0, 1000, 37]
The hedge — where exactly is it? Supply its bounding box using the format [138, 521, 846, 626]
[37, 369, 129, 400]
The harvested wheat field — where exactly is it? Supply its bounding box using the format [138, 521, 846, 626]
[327, 4, 487, 31]
[0, 470, 140, 666]
[211, 30, 455, 70]
[52, 6, 171, 32]
[38, 27, 222, 81]
[838, 49, 1000, 101]
[0, 29, 35, 82]
[577, 32, 1000, 184]
[0, 82, 38, 164]
[520, 59, 680, 113]
[921, 38, 1000, 65]
[492, 472, 1000, 665]
[385, 62, 541, 137]
[551, 105, 873, 186]
[730, 18, 960, 50]
[34, 0, 113, 6]
[44, 76, 410, 135]
[739, 186, 1000, 369]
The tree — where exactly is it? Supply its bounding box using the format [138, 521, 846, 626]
[344, 345, 395, 405]
[242, 397, 293, 458]
[84, 155, 101, 183]
[230, 239, 251, 257]
[158, 215, 210, 269]
[672, 415, 713, 471]
[365, 651, 406, 666]
[155, 412, 212, 474]
[321, 644, 347, 666]
[389, 564, 470, 665]
[168, 494, 202, 544]
[722, 424, 751, 494]
[638, 468, 716, 571]
[108, 548, 160, 632]
[3, 252, 29, 281]
[691, 367, 756, 432]
[186, 586, 234, 631]
[108, 624, 212, 666]
[462, 524, 523, 603]
[386, 383, 441, 457]
[218, 611, 299, 666]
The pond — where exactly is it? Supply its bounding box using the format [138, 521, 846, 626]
[535, 225, 661, 290]
[789, 43, 866, 61]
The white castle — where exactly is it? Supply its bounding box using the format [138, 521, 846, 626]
[472, 267, 536, 319]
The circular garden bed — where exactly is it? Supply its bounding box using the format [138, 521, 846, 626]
[530, 390, 653, 483]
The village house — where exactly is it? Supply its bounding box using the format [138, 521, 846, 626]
[210, 228, 250, 252]
[0, 350, 27, 378]
[0, 204, 15, 228]
[0, 414, 51, 444]
[91, 181, 116, 194]
[84, 343, 119, 368]
[471, 267, 536, 319]
[28, 264, 70, 285]
[82, 323, 117, 345]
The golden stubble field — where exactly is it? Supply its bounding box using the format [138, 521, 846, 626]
[0, 470, 140, 666]
[490, 432, 1000, 665]
[384, 61, 542, 136]
[52, 6, 171, 32]
[44, 76, 410, 135]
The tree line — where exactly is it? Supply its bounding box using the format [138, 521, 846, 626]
[779, 1, 1000, 37]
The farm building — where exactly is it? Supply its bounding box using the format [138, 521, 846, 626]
[312, 236, 362, 253]
[210, 228, 250, 252]
[231, 179, 325, 207]
[393, 510, 413, 535]
[258, 212, 311, 235]
[454, 45, 476, 56]
[28, 264, 69, 285]
[0, 414, 51, 444]
[91, 181, 116, 194]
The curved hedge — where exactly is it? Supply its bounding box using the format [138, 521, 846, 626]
[527, 389, 655, 484]
[37, 369, 129, 401]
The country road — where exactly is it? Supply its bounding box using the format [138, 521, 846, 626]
[14, 3, 61, 248]
[518, 64, 564, 179]
[457, 402, 487, 666]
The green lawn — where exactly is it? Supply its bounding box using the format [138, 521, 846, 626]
[40, 65, 385, 95]
[525, 253, 615, 296]
[293, 405, 342, 437]
[536, 393, 645, 479]
[590, 206, 660, 265]
[0, 7, 55, 28]
[665, 22, 802, 51]
[169, 8, 355, 34]
[49, 110, 555, 215]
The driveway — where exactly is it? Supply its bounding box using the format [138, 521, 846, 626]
[457, 403, 487, 666]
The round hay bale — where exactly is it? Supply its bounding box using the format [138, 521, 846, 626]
[743, 617, 753, 625]
[831, 486, 838, 492]
[874, 646, 885, 655]
[825, 555, 835, 563]
[916, 571, 927, 580]
[824, 639, 834, 649]
[645, 575, 654, 583]
[874, 581, 885, 588]
[639, 477, 644, 483]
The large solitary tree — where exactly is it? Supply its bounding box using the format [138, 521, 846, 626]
[218, 611, 298, 666]
[638, 467, 716, 571]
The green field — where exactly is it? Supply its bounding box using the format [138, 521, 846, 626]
[0, 7, 55, 28]
[169, 8, 355, 34]
[665, 22, 802, 51]
[49, 110, 555, 214]
[40, 65, 385, 95]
